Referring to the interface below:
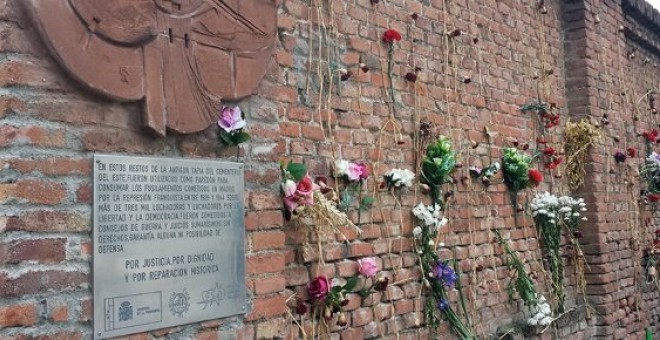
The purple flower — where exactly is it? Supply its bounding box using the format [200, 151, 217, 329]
[218, 106, 246, 133]
[432, 261, 458, 288]
[613, 151, 626, 164]
[438, 299, 449, 311]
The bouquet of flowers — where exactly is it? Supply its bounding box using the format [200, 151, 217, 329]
[641, 152, 660, 202]
[421, 136, 457, 203]
[292, 257, 388, 329]
[502, 147, 542, 192]
[531, 192, 587, 312]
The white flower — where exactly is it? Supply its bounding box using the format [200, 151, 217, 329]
[581, 217, 588, 221]
[438, 217, 448, 229]
[539, 303, 551, 315]
[335, 160, 349, 177]
[528, 317, 538, 326]
[427, 240, 435, 246]
[580, 207, 587, 212]
[413, 227, 422, 238]
[539, 316, 553, 326]
[558, 207, 572, 213]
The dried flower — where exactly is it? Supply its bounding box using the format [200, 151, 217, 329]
[405, 72, 417, 82]
[308, 276, 332, 301]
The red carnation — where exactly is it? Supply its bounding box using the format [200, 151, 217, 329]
[546, 157, 563, 170]
[648, 193, 660, 203]
[543, 147, 556, 156]
[643, 129, 659, 142]
[627, 147, 637, 157]
[383, 29, 402, 43]
[528, 169, 543, 186]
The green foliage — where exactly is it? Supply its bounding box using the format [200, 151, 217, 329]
[217, 130, 250, 147]
[495, 230, 539, 312]
[286, 162, 308, 181]
[421, 136, 457, 188]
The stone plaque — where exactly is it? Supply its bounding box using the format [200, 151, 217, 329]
[93, 154, 246, 339]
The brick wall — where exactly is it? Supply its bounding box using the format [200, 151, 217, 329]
[0, 0, 659, 339]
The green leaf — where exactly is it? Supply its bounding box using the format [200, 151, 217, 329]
[343, 276, 359, 292]
[359, 196, 375, 211]
[331, 286, 342, 294]
[218, 131, 234, 146]
[287, 163, 307, 181]
[231, 131, 251, 145]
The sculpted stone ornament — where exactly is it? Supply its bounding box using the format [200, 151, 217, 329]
[24, 0, 277, 136]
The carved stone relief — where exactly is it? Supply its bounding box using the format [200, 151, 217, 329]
[24, 0, 277, 135]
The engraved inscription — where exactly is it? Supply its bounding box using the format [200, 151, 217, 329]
[93, 154, 245, 340]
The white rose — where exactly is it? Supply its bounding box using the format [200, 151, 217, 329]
[335, 160, 349, 176]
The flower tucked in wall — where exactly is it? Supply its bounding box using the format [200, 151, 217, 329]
[294, 257, 385, 328]
[643, 129, 659, 143]
[421, 136, 457, 201]
[520, 102, 560, 129]
[281, 175, 315, 212]
[502, 147, 537, 191]
[334, 160, 374, 221]
[357, 257, 379, 278]
[531, 192, 588, 312]
[627, 147, 637, 157]
[384, 168, 415, 188]
[382, 29, 402, 44]
[614, 151, 627, 163]
[308, 276, 332, 301]
[405, 72, 417, 82]
[527, 295, 553, 327]
[217, 106, 250, 146]
[335, 160, 369, 182]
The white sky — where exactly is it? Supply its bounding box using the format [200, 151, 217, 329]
[648, 0, 660, 10]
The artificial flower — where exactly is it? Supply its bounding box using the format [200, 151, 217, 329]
[308, 276, 332, 301]
[357, 257, 379, 278]
[384, 168, 415, 188]
[218, 106, 246, 133]
[648, 193, 660, 202]
[528, 169, 543, 186]
[335, 160, 349, 177]
[382, 29, 402, 43]
[347, 162, 369, 181]
[614, 151, 626, 163]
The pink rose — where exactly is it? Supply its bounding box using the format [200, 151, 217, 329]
[347, 162, 369, 181]
[281, 180, 298, 211]
[282, 176, 315, 212]
[357, 257, 379, 278]
[218, 106, 246, 133]
[308, 276, 332, 301]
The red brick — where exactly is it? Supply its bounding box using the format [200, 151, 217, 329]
[253, 275, 286, 295]
[5, 210, 89, 232]
[0, 179, 67, 205]
[246, 295, 287, 321]
[246, 252, 286, 275]
[0, 124, 66, 147]
[0, 303, 37, 327]
[252, 230, 286, 251]
[0, 270, 88, 297]
[1, 238, 66, 264]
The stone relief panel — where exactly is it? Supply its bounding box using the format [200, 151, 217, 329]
[25, 0, 277, 135]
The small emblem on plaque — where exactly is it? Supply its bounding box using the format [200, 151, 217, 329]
[118, 301, 133, 322]
[198, 283, 225, 310]
[169, 289, 190, 317]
